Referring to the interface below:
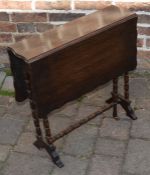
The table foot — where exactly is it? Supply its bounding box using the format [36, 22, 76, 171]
[45, 144, 64, 168]
[34, 139, 45, 149]
[106, 94, 137, 120]
[119, 98, 137, 120]
[34, 140, 64, 168]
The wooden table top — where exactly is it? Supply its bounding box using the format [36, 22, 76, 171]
[8, 5, 136, 63]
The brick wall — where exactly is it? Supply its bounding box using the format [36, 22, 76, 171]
[0, 0, 150, 64]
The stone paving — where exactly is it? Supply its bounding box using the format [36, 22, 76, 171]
[0, 72, 150, 175]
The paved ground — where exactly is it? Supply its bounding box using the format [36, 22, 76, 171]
[0, 71, 150, 175]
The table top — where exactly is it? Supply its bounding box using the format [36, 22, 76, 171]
[8, 5, 136, 63]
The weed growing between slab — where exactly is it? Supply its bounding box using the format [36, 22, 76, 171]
[0, 90, 14, 97]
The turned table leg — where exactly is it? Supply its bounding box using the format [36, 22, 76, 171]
[24, 69, 64, 168]
[124, 72, 129, 100]
[118, 72, 137, 120]
[30, 101, 44, 149]
[113, 77, 119, 120]
[42, 118, 64, 168]
[24, 69, 44, 148]
[106, 73, 137, 120]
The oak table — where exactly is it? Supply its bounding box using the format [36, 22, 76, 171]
[7, 5, 138, 168]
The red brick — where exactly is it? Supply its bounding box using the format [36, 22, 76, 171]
[17, 23, 35, 33]
[0, 22, 16, 32]
[138, 27, 150, 36]
[0, 1, 31, 10]
[11, 13, 47, 22]
[36, 0, 70, 10]
[75, 1, 111, 10]
[146, 39, 150, 48]
[138, 14, 150, 24]
[115, 2, 150, 12]
[35, 23, 54, 32]
[137, 50, 150, 59]
[0, 34, 13, 43]
[0, 12, 9, 21]
[137, 38, 144, 48]
[49, 13, 85, 21]
[0, 46, 7, 54]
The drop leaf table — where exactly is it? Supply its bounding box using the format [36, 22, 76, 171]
[7, 5, 138, 168]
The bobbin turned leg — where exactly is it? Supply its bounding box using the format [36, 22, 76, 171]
[24, 68, 63, 167]
[119, 72, 137, 120]
[112, 78, 119, 120]
[29, 101, 44, 149]
[24, 70, 44, 149]
[42, 118, 64, 168]
[124, 72, 129, 100]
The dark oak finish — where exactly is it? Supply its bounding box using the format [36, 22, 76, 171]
[7, 5, 138, 167]
[113, 78, 119, 120]
[8, 5, 137, 62]
[8, 5, 137, 117]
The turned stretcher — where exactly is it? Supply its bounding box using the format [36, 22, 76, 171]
[7, 5, 138, 168]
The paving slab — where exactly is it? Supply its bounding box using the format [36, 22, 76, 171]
[0, 72, 6, 86]
[121, 173, 138, 175]
[123, 139, 150, 175]
[63, 125, 98, 157]
[129, 78, 150, 99]
[0, 118, 25, 145]
[75, 103, 102, 126]
[0, 96, 14, 106]
[131, 109, 150, 139]
[89, 155, 122, 175]
[95, 137, 126, 157]
[52, 155, 88, 175]
[0, 145, 11, 162]
[100, 117, 131, 140]
[1, 76, 14, 91]
[7, 101, 30, 116]
[3, 113, 30, 123]
[0, 162, 4, 171]
[135, 99, 150, 110]
[1, 152, 53, 175]
[0, 106, 7, 117]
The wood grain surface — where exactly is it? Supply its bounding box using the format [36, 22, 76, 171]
[8, 5, 137, 63]
[7, 5, 137, 117]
